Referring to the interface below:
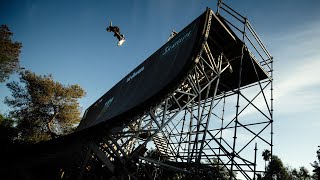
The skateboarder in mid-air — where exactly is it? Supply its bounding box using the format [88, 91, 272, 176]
[107, 21, 125, 46]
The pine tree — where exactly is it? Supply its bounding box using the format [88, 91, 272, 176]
[5, 70, 85, 143]
[311, 146, 320, 179]
[0, 25, 22, 82]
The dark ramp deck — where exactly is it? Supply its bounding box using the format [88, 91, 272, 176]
[0, 8, 270, 179]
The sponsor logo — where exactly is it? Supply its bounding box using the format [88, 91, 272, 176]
[127, 66, 144, 82]
[162, 26, 194, 56]
[96, 97, 114, 120]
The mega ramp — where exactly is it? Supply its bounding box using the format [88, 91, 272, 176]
[1, 7, 272, 180]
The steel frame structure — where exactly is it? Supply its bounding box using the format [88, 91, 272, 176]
[66, 3, 273, 180]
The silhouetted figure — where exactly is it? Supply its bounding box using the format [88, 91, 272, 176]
[168, 30, 178, 41]
[106, 21, 125, 46]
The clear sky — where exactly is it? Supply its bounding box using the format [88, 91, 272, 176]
[1, 0, 320, 174]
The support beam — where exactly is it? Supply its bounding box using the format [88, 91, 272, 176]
[89, 142, 115, 174]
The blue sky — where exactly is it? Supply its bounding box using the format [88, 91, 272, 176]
[1, 0, 320, 174]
